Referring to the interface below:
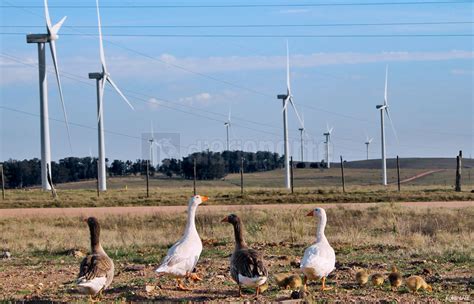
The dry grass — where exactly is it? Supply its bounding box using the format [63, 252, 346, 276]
[1, 184, 473, 209]
[1, 205, 472, 301]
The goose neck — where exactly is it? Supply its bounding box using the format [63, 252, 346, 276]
[232, 220, 248, 250]
[184, 203, 198, 236]
[316, 215, 327, 242]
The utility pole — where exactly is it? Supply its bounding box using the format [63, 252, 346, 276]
[193, 158, 197, 195]
[240, 157, 244, 196]
[1, 164, 5, 200]
[146, 160, 150, 198]
[455, 150, 462, 192]
[340, 156, 345, 193]
[397, 156, 401, 192]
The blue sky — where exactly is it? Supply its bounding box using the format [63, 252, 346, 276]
[0, 0, 473, 163]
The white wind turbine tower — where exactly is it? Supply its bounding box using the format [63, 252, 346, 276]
[323, 124, 333, 168]
[89, 0, 134, 191]
[224, 107, 231, 151]
[376, 66, 397, 185]
[298, 113, 306, 162]
[26, 0, 71, 191]
[365, 135, 373, 160]
[277, 41, 304, 189]
[149, 122, 159, 168]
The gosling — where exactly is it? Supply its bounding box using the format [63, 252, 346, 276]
[371, 273, 384, 288]
[388, 266, 403, 291]
[406, 275, 432, 293]
[355, 269, 369, 287]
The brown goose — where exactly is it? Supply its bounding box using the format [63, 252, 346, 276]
[222, 214, 268, 297]
[77, 217, 114, 300]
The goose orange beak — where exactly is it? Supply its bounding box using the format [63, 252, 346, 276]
[221, 216, 229, 223]
[201, 196, 209, 202]
[306, 210, 315, 216]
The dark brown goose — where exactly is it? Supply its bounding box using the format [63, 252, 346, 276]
[222, 214, 268, 297]
[77, 217, 114, 300]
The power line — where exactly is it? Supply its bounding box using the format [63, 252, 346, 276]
[1, 1, 471, 8]
[2, 32, 472, 38]
[3, 21, 473, 28]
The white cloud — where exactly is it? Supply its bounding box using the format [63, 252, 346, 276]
[450, 69, 473, 75]
[278, 8, 310, 14]
[179, 92, 213, 106]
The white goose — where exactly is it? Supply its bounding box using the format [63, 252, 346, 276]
[300, 207, 336, 291]
[155, 194, 208, 290]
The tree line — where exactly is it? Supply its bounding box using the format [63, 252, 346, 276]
[0, 150, 291, 188]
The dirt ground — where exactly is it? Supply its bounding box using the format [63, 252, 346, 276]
[1, 200, 473, 218]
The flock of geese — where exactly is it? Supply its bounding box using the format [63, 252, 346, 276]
[76, 195, 431, 301]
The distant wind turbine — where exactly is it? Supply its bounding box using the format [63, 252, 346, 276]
[323, 124, 334, 168]
[376, 66, 398, 185]
[224, 106, 231, 151]
[89, 0, 134, 191]
[26, 0, 71, 191]
[365, 135, 373, 160]
[277, 41, 304, 189]
[149, 122, 159, 167]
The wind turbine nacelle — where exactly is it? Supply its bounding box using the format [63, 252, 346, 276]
[89, 72, 103, 80]
[26, 34, 50, 44]
[376, 105, 385, 110]
[277, 94, 288, 100]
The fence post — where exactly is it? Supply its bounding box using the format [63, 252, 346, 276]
[396, 156, 401, 192]
[146, 160, 150, 198]
[193, 158, 197, 195]
[290, 156, 294, 194]
[0, 164, 5, 200]
[96, 161, 100, 198]
[240, 157, 244, 196]
[340, 156, 345, 193]
[455, 150, 462, 192]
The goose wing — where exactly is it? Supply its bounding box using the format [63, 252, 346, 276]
[231, 248, 267, 280]
[78, 253, 113, 281]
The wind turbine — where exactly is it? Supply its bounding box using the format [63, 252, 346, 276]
[89, 0, 134, 191]
[148, 122, 159, 168]
[376, 66, 397, 185]
[323, 124, 333, 168]
[365, 135, 373, 160]
[26, 0, 71, 191]
[298, 113, 306, 162]
[224, 107, 231, 151]
[277, 41, 304, 189]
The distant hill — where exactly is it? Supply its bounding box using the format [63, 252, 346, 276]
[342, 158, 474, 170]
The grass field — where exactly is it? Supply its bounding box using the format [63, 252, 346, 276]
[1, 167, 473, 209]
[1, 205, 472, 302]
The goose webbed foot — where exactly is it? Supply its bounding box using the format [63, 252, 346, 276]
[321, 277, 333, 291]
[176, 278, 192, 291]
[188, 273, 203, 282]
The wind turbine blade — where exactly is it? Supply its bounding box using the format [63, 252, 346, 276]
[384, 65, 388, 106]
[228, 106, 231, 123]
[289, 97, 304, 128]
[51, 16, 67, 35]
[385, 108, 398, 143]
[329, 127, 334, 134]
[369, 138, 373, 143]
[96, 0, 107, 72]
[49, 40, 72, 150]
[301, 112, 305, 129]
[151, 121, 155, 139]
[106, 77, 134, 110]
[282, 96, 290, 113]
[44, 0, 52, 30]
[286, 40, 291, 95]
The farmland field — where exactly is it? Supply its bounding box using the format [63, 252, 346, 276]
[0, 203, 472, 302]
[1, 165, 473, 302]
